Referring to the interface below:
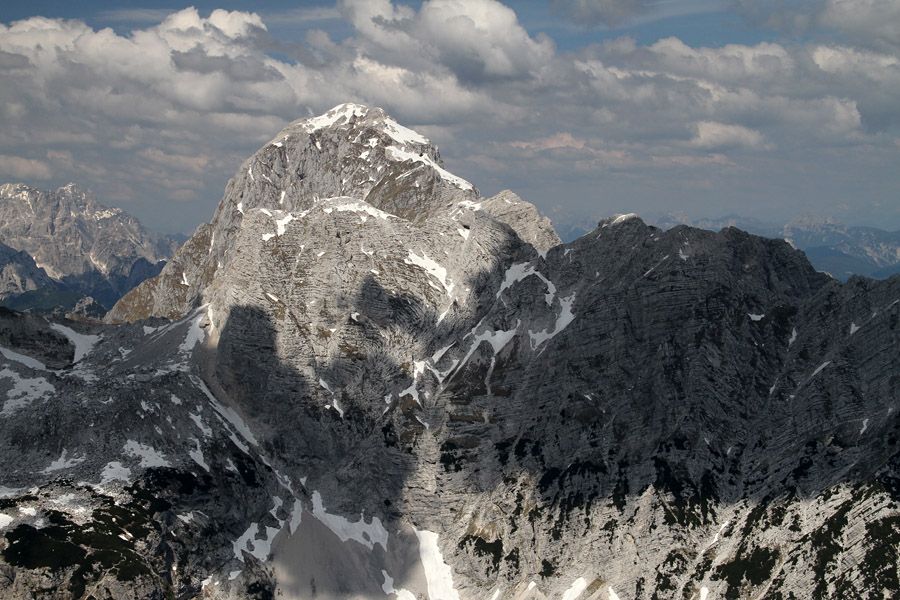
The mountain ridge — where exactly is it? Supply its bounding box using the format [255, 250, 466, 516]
[655, 212, 900, 281]
[1, 105, 899, 600]
[0, 182, 182, 310]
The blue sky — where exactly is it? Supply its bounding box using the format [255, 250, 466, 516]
[1, 1, 898, 234]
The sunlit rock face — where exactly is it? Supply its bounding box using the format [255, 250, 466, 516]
[0, 183, 180, 309]
[2, 105, 899, 600]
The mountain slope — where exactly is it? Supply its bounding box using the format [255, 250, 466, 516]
[0, 183, 181, 309]
[0, 241, 58, 300]
[657, 213, 900, 281]
[1, 105, 899, 600]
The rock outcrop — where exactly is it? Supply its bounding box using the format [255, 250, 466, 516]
[1, 105, 899, 600]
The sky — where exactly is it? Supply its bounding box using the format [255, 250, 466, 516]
[0, 0, 898, 235]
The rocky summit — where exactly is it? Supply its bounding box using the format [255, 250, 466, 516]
[2, 104, 900, 600]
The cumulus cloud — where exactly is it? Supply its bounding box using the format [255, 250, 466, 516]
[733, 0, 900, 53]
[0, 1, 897, 232]
[337, 0, 555, 84]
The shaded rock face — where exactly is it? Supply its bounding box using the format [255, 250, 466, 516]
[657, 213, 900, 281]
[0, 183, 180, 309]
[2, 105, 900, 600]
[0, 241, 58, 299]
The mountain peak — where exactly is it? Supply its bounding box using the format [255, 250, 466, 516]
[294, 103, 431, 149]
[215, 104, 476, 228]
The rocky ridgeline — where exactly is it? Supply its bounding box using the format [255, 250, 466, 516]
[1, 105, 899, 599]
[0, 183, 180, 310]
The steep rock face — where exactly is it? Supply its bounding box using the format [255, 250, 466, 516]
[2, 106, 900, 600]
[0, 241, 58, 299]
[110, 103, 558, 323]
[0, 183, 180, 308]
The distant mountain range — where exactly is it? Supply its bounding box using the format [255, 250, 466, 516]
[653, 213, 900, 281]
[0, 183, 182, 314]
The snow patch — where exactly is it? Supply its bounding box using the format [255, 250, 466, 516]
[232, 522, 280, 562]
[529, 294, 577, 349]
[0, 346, 47, 371]
[331, 397, 344, 418]
[323, 198, 392, 221]
[179, 307, 209, 354]
[415, 529, 460, 600]
[189, 438, 210, 471]
[0, 367, 55, 415]
[811, 361, 831, 377]
[0, 513, 13, 530]
[276, 213, 294, 235]
[710, 520, 729, 546]
[608, 213, 638, 226]
[562, 577, 587, 600]
[124, 440, 170, 468]
[43, 449, 85, 473]
[381, 570, 417, 600]
[405, 251, 453, 295]
[860, 418, 869, 435]
[748, 313, 765, 322]
[788, 328, 798, 345]
[311, 491, 388, 551]
[643, 255, 669, 277]
[387, 146, 473, 191]
[497, 263, 555, 306]
[302, 103, 369, 133]
[100, 461, 132, 484]
[289, 499, 303, 535]
[49, 324, 99, 363]
[383, 117, 430, 146]
[193, 375, 258, 449]
[850, 322, 860, 335]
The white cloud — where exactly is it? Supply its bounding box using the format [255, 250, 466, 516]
[0, 154, 52, 179]
[689, 121, 772, 151]
[0, 2, 897, 232]
[734, 0, 900, 53]
[821, 0, 900, 53]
